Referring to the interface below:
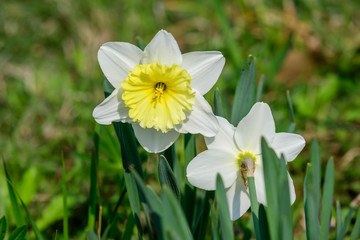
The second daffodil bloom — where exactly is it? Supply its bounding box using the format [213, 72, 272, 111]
[93, 30, 225, 153]
[186, 102, 305, 221]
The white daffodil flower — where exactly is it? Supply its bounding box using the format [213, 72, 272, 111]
[93, 30, 225, 153]
[186, 102, 305, 221]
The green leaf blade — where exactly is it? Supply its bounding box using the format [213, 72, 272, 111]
[8, 226, 27, 240]
[158, 155, 181, 200]
[320, 158, 334, 240]
[215, 175, 234, 240]
[231, 56, 256, 125]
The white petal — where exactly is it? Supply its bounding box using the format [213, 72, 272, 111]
[98, 42, 143, 88]
[181, 51, 225, 95]
[288, 172, 296, 205]
[234, 102, 275, 154]
[205, 116, 238, 154]
[254, 165, 267, 205]
[132, 124, 179, 153]
[93, 88, 130, 125]
[270, 133, 305, 162]
[226, 178, 251, 221]
[142, 30, 182, 66]
[186, 150, 238, 190]
[175, 92, 219, 137]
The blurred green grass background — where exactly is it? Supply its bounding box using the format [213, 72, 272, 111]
[1, 0, 359, 238]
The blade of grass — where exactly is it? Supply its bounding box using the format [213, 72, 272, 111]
[8, 226, 26, 240]
[3, 160, 25, 226]
[4, 163, 44, 239]
[61, 153, 69, 240]
[87, 124, 100, 230]
[231, 56, 256, 125]
[350, 208, 360, 240]
[18, 195, 44, 240]
[247, 176, 261, 240]
[320, 158, 334, 240]
[209, 0, 242, 66]
[0, 217, 6, 240]
[158, 155, 180, 200]
[215, 175, 234, 240]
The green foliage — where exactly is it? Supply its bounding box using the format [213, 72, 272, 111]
[1, 1, 359, 238]
[231, 55, 256, 126]
[215, 175, 234, 240]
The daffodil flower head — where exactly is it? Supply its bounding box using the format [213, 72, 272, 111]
[93, 30, 224, 153]
[186, 102, 306, 221]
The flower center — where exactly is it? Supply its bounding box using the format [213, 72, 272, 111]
[153, 82, 166, 101]
[237, 151, 257, 189]
[121, 62, 195, 133]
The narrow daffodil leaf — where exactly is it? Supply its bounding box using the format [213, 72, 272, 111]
[210, 201, 220, 240]
[214, 88, 226, 118]
[132, 170, 164, 240]
[258, 205, 270, 240]
[278, 155, 293, 239]
[8, 226, 26, 240]
[183, 134, 197, 224]
[231, 55, 256, 125]
[3, 160, 26, 226]
[86, 230, 99, 240]
[61, 153, 69, 240]
[336, 201, 342, 240]
[310, 139, 321, 215]
[0, 216, 6, 240]
[350, 208, 360, 240]
[192, 191, 213, 240]
[123, 171, 142, 239]
[320, 157, 334, 240]
[122, 213, 135, 240]
[304, 163, 320, 240]
[162, 188, 193, 240]
[339, 207, 355, 240]
[261, 138, 280, 240]
[158, 155, 181, 200]
[215, 174, 234, 240]
[104, 73, 144, 239]
[247, 176, 261, 240]
[103, 76, 115, 96]
[255, 75, 265, 102]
